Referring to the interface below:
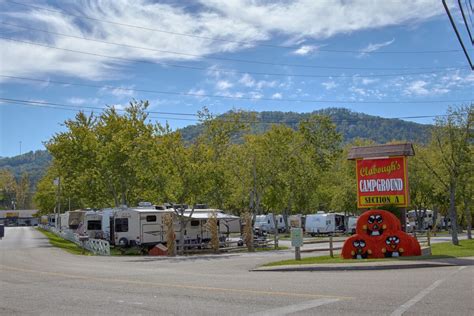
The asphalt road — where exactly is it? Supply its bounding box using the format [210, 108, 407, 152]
[1, 227, 473, 315]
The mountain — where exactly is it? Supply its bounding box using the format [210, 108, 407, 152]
[1, 108, 432, 190]
[180, 108, 432, 144]
[0, 150, 51, 189]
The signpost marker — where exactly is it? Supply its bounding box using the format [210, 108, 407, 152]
[291, 228, 303, 261]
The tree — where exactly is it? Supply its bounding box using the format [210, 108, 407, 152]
[0, 169, 17, 209]
[421, 105, 473, 245]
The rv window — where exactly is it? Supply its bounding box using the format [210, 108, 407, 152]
[191, 220, 200, 227]
[87, 220, 101, 230]
[146, 215, 157, 222]
[115, 218, 128, 232]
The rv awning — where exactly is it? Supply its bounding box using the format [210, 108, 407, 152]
[182, 212, 240, 220]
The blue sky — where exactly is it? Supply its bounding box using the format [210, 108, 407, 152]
[1, 0, 473, 157]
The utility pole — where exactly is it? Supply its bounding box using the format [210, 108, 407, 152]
[19, 141, 22, 155]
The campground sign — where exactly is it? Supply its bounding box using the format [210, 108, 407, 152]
[356, 156, 409, 208]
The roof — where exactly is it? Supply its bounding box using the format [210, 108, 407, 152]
[347, 143, 415, 160]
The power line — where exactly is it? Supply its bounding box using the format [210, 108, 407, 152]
[1, 97, 449, 124]
[459, 0, 474, 44]
[4, 0, 463, 55]
[0, 21, 465, 72]
[1, 75, 472, 104]
[443, 0, 474, 70]
[1, 36, 461, 78]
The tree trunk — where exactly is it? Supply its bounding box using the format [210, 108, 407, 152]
[463, 195, 472, 240]
[449, 181, 459, 245]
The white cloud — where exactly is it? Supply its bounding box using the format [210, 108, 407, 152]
[216, 80, 233, 90]
[292, 45, 318, 56]
[0, 0, 443, 81]
[271, 92, 283, 99]
[359, 38, 395, 54]
[404, 80, 430, 95]
[203, 1, 442, 39]
[322, 80, 337, 90]
[239, 74, 255, 87]
[360, 78, 379, 85]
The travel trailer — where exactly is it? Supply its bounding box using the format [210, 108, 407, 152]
[82, 211, 103, 239]
[305, 212, 345, 236]
[254, 214, 285, 233]
[179, 208, 241, 243]
[407, 210, 442, 231]
[111, 205, 174, 248]
[347, 216, 358, 234]
[67, 210, 87, 230]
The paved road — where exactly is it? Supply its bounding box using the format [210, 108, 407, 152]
[1, 227, 473, 315]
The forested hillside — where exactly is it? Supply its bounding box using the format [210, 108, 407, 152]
[0, 150, 51, 186]
[180, 108, 432, 144]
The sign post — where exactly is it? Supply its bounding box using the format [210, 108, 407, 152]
[291, 228, 303, 260]
[348, 143, 415, 231]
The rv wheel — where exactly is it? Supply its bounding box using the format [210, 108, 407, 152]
[118, 237, 129, 247]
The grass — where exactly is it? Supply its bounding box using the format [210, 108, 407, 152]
[431, 238, 474, 257]
[262, 239, 474, 267]
[37, 228, 92, 255]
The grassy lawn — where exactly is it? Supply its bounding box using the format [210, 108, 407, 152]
[37, 228, 91, 255]
[262, 239, 474, 267]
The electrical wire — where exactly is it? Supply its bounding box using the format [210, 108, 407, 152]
[1, 97, 450, 124]
[4, 0, 463, 54]
[0, 21, 465, 71]
[1, 75, 472, 104]
[0, 37, 464, 78]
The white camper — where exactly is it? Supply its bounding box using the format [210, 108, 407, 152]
[254, 214, 285, 233]
[179, 208, 240, 243]
[83, 211, 103, 239]
[305, 212, 345, 236]
[112, 206, 174, 248]
[347, 216, 358, 234]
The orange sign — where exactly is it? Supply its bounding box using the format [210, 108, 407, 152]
[356, 156, 409, 208]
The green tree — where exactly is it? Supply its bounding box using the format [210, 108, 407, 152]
[421, 105, 473, 245]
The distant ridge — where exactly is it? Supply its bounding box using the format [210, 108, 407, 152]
[179, 108, 432, 144]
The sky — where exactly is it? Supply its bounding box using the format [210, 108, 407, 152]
[0, 0, 473, 157]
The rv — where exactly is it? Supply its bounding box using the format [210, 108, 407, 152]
[82, 211, 103, 239]
[67, 210, 87, 230]
[178, 208, 240, 244]
[407, 210, 442, 231]
[111, 205, 174, 248]
[347, 216, 358, 234]
[288, 214, 305, 229]
[254, 214, 285, 233]
[305, 212, 345, 236]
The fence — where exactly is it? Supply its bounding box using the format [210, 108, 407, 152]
[294, 236, 345, 260]
[39, 225, 110, 256]
[411, 230, 432, 255]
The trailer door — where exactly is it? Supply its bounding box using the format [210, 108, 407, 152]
[141, 214, 163, 244]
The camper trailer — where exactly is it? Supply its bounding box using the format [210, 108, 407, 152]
[111, 206, 174, 248]
[305, 212, 345, 236]
[82, 211, 103, 239]
[67, 210, 86, 230]
[347, 216, 358, 234]
[254, 214, 285, 233]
